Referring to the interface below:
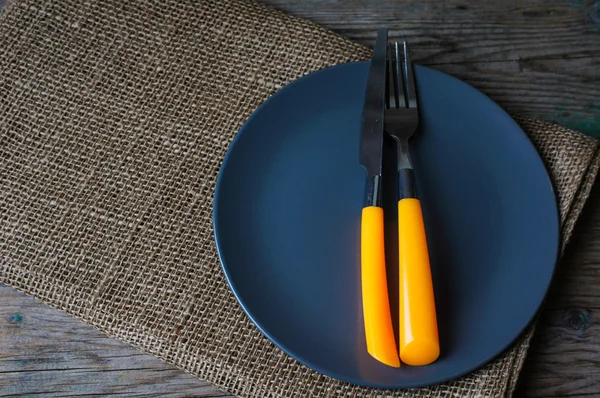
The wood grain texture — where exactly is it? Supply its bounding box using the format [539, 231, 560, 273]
[0, 284, 234, 398]
[1, 0, 599, 397]
[262, 0, 600, 136]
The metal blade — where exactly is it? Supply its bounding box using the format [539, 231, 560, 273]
[359, 28, 388, 177]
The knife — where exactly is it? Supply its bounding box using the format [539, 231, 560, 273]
[359, 28, 400, 368]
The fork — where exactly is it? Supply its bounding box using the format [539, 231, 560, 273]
[385, 41, 440, 366]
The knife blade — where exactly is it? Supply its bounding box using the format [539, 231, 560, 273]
[359, 28, 400, 368]
[360, 28, 387, 182]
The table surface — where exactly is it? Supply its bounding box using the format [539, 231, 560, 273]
[1, 0, 599, 397]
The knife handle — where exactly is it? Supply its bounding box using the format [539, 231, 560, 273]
[398, 198, 439, 366]
[361, 206, 400, 368]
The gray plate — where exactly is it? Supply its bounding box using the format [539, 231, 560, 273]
[213, 61, 559, 388]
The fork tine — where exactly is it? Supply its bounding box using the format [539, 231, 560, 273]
[392, 42, 406, 108]
[402, 41, 417, 108]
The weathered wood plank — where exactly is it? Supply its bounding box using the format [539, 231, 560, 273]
[0, 284, 234, 398]
[515, 308, 600, 396]
[261, 0, 600, 136]
[262, 0, 600, 60]
[538, 186, 600, 311]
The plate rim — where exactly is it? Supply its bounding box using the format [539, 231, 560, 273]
[213, 61, 560, 389]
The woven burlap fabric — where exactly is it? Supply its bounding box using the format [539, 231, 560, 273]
[0, 0, 598, 397]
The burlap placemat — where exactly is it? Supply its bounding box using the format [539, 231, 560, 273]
[0, 0, 598, 397]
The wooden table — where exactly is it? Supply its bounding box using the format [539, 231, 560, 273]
[1, 0, 599, 396]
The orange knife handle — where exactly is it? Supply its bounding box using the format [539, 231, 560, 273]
[361, 206, 400, 368]
[398, 198, 439, 366]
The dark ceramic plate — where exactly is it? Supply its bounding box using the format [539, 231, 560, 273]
[213, 62, 559, 388]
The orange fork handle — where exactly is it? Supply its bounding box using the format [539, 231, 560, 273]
[398, 198, 440, 366]
[361, 206, 400, 367]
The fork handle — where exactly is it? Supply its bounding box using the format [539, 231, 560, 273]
[398, 168, 416, 199]
[361, 206, 400, 368]
[398, 197, 440, 366]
